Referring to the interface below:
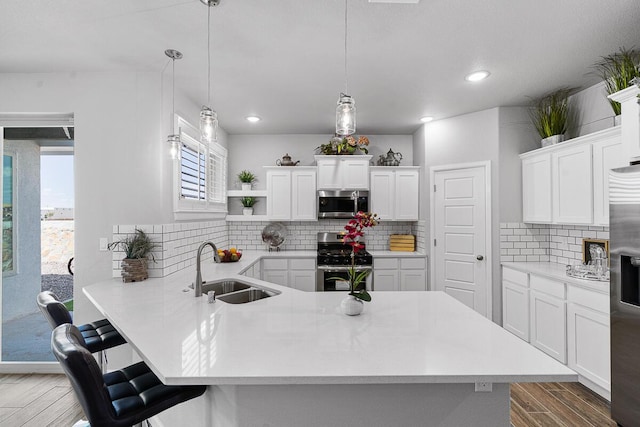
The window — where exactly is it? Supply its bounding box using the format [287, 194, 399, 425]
[174, 116, 227, 218]
[3, 153, 16, 276]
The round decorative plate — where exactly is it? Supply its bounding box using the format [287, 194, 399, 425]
[262, 222, 287, 249]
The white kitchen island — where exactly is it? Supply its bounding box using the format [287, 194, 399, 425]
[84, 253, 576, 427]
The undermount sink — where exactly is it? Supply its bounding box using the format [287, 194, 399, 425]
[217, 288, 280, 304]
[201, 280, 252, 296]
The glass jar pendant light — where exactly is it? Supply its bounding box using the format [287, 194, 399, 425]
[200, 0, 220, 143]
[336, 0, 356, 136]
[165, 49, 183, 159]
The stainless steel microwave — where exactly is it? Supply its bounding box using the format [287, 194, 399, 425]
[317, 190, 369, 219]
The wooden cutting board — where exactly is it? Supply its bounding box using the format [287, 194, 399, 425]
[389, 234, 415, 252]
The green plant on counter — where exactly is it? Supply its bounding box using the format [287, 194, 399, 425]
[240, 197, 257, 207]
[107, 228, 158, 262]
[593, 47, 640, 115]
[238, 170, 257, 184]
[529, 88, 573, 139]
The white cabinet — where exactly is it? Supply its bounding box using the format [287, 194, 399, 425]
[522, 153, 552, 223]
[521, 127, 622, 225]
[370, 167, 419, 221]
[315, 155, 372, 190]
[261, 257, 316, 292]
[501, 265, 610, 398]
[552, 144, 593, 224]
[529, 275, 566, 364]
[288, 258, 316, 292]
[567, 285, 610, 394]
[265, 167, 316, 221]
[373, 257, 426, 291]
[592, 130, 625, 225]
[501, 267, 529, 341]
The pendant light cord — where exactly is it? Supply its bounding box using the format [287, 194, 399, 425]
[171, 57, 175, 123]
[207, 4, 212, 107]
[344, 0, 348, 95]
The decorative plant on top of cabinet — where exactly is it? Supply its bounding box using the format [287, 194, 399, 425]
[529, 88, 574, 148]
[593, 47, 640, 117]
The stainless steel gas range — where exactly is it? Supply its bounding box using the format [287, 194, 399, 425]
[316, 232, 373, 292]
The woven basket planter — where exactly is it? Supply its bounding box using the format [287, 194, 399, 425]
[120, 258, 148, 283]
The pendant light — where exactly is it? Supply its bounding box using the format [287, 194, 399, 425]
[200, 0, 220, 143]
[165, 49, 183, 159]
[336, 0, 356, 136]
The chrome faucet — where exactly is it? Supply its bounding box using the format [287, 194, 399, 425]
[195, 241, 221, 297]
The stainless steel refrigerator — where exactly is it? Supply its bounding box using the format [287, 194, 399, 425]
[609, 164, 640, 426]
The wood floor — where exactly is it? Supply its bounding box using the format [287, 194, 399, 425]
[511, 382, 616, 427]
[0, 374, 615, 426]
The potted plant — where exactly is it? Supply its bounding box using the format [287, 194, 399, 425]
[529, 88, 573, 147]
[240, 196, 257, 215]
[593, 47, 640, 122]
[316, 135, 370, 155]
[238, 170, 256, 191]
[330, 211, 379, 316]
[107, 228, 158, 282]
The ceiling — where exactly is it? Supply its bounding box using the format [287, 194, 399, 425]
[1, 0, 640, 135]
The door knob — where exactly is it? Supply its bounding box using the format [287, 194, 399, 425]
[476, 255, 484, 261]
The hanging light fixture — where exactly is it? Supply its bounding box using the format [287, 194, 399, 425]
[165, 49, 183, 159]
[200, 0, 220, 142]
[336, 0, 356, 136]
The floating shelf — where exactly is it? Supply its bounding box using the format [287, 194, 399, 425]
[226, 215, 269, 222]
[227, 190, 268, 197]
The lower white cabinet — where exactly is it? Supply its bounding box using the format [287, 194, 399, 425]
[501, 265, 610, 399]
[373, 257, 426, 291]
[530, 288, 567, 364]
[502, 267, 529, 342]
[261, 258, 316, 292]
[567, 285, 611, 393]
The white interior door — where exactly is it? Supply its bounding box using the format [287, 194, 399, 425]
[431, 162, 491, 317]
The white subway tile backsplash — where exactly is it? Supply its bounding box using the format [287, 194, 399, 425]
[500, 223, 608, 266]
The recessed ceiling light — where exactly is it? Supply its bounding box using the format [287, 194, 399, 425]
[420, 116, 434, 123]
[465, 70, 490, 82]
[246, 116, 261, 123]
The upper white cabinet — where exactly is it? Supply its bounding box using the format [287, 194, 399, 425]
[315, 155, 372, 190]
[592, 130, 626, 225]
[265, 167, 317, 221]
[522, 153, 552, 223]
[552, 143, 593, 224]
[521, 127, 623, 225]
[370, 167, 419, 221]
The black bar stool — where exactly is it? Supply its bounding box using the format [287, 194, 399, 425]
[52, 324, 206, 427]
[37, 291, 126, 367]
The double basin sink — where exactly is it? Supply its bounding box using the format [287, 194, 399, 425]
[200, 279, 280, 304]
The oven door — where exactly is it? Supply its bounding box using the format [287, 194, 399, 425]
[316, 265, 373, 292]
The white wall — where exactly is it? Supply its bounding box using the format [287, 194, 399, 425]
[0, 71, 202, 326]
[227, 134, 413, 191]
[413, 107, 539, 323]
[569, 81, 618, 137]
[498, 107, 539, 222]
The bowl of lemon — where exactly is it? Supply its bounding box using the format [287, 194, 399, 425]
[218, 247, 242, 262]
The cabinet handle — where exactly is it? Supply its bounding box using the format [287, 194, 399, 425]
[476, 255, 484, 261]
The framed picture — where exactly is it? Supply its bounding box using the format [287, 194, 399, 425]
[582, 238, 609, 265]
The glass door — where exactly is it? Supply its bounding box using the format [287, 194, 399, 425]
[1, 124, 74, 370]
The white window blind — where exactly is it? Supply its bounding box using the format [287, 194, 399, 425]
[174, 115, 227, 217]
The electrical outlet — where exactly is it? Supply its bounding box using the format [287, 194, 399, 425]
[474, 382, 493, 392]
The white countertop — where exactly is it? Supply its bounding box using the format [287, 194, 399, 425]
[502, 262, 609, 293]
[84, 252, 575, 386]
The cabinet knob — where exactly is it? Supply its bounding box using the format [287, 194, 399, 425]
[476, 255, 484, 261]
